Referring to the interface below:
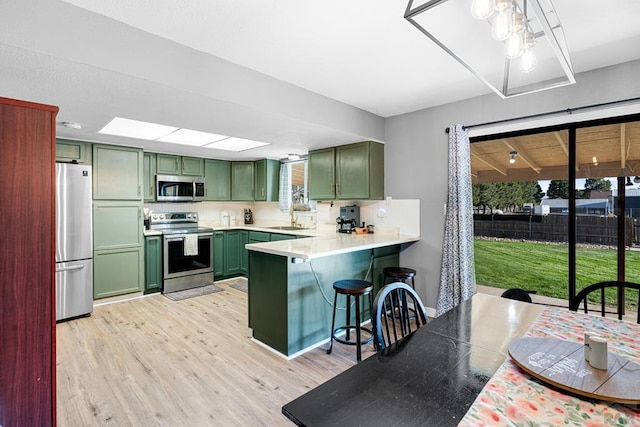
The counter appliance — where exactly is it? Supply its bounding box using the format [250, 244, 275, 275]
[55, 163, 93, 321]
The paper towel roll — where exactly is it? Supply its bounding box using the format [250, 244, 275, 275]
[588, 335, 608, 370]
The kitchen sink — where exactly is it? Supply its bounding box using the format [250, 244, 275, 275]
[267, 226, 309, 230]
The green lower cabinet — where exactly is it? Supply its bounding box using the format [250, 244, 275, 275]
[270, 233, 297, 242]
[94, 247, 143, 299]
[224, 230, 242, 276]
[214, 231, 225, 277]
[240, 230, 249, 275]
[144, 235, 162, 294]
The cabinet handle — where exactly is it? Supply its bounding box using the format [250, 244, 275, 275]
[138, 185, 141, 196]
[176, 158, 180, 170]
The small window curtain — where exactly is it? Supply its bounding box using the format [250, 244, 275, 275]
[278, 162, 291, 211]
[436, 124, 476, 316]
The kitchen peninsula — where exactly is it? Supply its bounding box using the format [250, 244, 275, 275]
[246, 230, 419, 357]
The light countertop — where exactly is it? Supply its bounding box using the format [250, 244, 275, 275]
[144, 221, 419, 259]
[245, 230, 419, 260]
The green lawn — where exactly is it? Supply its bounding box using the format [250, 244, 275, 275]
[474, 238, 639, 311]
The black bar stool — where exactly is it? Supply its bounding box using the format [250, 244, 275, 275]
[383, 267, 417, 289]
[326, 279, 374, 362]
[383, 267, 418, 327]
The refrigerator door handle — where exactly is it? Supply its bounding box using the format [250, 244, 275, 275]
[56, 264, 86, 272]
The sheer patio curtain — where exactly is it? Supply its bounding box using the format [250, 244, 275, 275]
[436, 124, 476, 316]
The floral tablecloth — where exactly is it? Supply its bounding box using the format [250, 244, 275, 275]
[459, 307, 640, 426]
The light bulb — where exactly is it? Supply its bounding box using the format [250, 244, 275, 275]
[509, 157, 516, 164]
[504, 32, 524, 59]
[491, 7, 513, 41]
[521, 48, 537, 72]
[470, 0, 495, 20]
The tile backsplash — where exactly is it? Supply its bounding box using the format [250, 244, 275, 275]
[144, 198, 420, 237]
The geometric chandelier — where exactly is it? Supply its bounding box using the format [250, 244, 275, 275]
[404, 0, 575, 98]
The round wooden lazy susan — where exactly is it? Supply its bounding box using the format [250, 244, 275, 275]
[508, 337, 640, 404]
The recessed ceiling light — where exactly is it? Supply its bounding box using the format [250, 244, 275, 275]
[203, 137, 270, 152]
[99, 117, 178, 140]
[157, 128, 229, 146]
[61, 121, 82, 130]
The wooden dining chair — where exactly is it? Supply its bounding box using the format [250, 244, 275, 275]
[570, 281, 640, 323]
[372, 282, 428, 351]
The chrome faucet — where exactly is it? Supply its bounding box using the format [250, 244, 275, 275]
[290, 204, 300, 228]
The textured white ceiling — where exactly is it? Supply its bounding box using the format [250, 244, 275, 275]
[2, 0, 640, 159]
[61, 0, 640, 116]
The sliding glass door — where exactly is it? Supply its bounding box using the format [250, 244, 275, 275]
[472, 115, 640, 313]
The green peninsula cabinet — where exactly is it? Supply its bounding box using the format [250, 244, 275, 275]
[254, 159, 280, 201]
[93, 201, 144, 299]
[247, 245, 400, 356]
[144, 235, 162, 294]
[56, 138, 92, 164]
[308, 141, 384, 200]
[204, 159, 231, 201]
[231, 161, 254, 201]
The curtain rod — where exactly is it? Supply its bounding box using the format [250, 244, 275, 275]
[444, 97, 640, 133]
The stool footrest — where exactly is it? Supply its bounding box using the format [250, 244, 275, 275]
[332, 326, 373, 345]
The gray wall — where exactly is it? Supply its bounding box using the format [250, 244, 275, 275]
[385, 60, 640, 310]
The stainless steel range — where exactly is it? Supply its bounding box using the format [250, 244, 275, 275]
[149, 212, 214, 293]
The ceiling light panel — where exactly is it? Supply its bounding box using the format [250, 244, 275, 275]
[157, 128, 229, 146]
[99, 117, 178, 140]
[204, 137, 270, 152]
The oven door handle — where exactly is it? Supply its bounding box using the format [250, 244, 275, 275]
[165, 233, 213, 242]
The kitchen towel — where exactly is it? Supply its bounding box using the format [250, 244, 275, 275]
[184, 234, 199, 256]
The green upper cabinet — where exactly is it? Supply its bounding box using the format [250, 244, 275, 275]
[309, 141, 384, 200]
[143, 152, 157, 202]
[231, 161, 255, 201]
[308, 147, 336, 200]
[93, 144, 143, 200]
[56, 139, 92, 164]
[181, 156, 204, 176]
[336, 141, 384, 200]
[156, 154, 181, 175]
[156, 154, 204, 176]
[204, 159, 231, 201]
[254, 159, 280, 201]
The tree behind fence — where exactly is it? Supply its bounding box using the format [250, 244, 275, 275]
[474, 215, 634, 246]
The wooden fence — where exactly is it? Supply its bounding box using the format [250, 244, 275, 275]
[474, 214, 634, 246]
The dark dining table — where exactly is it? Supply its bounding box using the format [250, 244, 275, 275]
[282, 293, 544, 426]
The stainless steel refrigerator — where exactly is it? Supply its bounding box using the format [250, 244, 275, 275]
[55, 163, 93, 321]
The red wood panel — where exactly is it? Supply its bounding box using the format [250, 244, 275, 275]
[0, 97, 58, 426]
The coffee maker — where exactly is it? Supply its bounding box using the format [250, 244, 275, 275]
[337, 205, 360, 233]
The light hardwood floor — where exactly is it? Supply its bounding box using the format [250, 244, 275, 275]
[56, 278, 375, 426]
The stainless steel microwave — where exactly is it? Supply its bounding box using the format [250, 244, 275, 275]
[156, 175, 205, 202]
